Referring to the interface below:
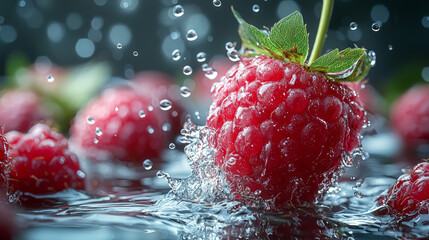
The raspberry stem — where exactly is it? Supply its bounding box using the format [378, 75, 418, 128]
[308, 0, 334, 65]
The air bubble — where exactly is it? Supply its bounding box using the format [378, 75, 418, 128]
[160, 99, 172, 111]
[196, 52, 207, 62]
[87, 116, 95, 124]
[183, 65, 193, 75]
[139, 110, 146, 118]
[95, 127, 103, 136]
[143, 159, 153, 170]
[186, 29, 198, 41]
[116, 43, 123, 49]
[169, 143, 176, 149]
[213, 0, 221, 7]
[180, 86, 191, 97]
[47, 75, 54, 82]
[368, 50, 376, 66]
[225, 42, 234, 51]
[133, 51, 138, 56]
[349, 22, 358, 30]
[173, 5, 184, 17]
[172, 49, 181, 61]
[371, 22, 381, 32]
[204, 67, 218, 80]
[227, 49, 240, 62]
[252, 4, 260, 12]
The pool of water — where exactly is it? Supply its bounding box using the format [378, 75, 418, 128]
[10, 118, 429, 240]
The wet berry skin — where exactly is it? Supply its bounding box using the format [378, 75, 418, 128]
[207, 56, 366, 209]
[377, 162, 429, 218]
[70, 86, 167, 163]
[1, 123, 85, 195]
[390, 84, 429, 146]
[0, 90, 47, 133]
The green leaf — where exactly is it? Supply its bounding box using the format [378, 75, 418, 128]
[232, 7, 283, 58]
[327, 50, 371, 82]
[310, 48, 365, 73]
[270, 11, 309, 64]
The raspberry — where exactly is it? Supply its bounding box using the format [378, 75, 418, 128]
[377, 161, 429, 218]
[0, 90, 47, 132]
[390, 85, 429, 146]
[70, 86, 167, 163]
[207, 56, 366, 209]
[133, 72, 186, 137]
[1, 124, 85, 195]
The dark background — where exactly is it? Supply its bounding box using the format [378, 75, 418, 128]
[0, 0, 428, 96]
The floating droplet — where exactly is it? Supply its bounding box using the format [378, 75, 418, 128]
[76, 170, 86, 179]
[196, 52, 207, 62]
[148, 105, 153, 111]
[160, 99, 172, 111]
[368, 50, 376, 66]
[213, 0, 221, 7]
[173, 5, 184, 17]
[204, 67, 218, 80]
[143, 159, 153, 170]
[183, 65, 193, 75]
[94, 138, 99, 144]
[133, 51, 138, 56]
[172, 49, 181, 61]
[115, 106, 119, 112]
[225, 41, 234, 51]
[147, 126, 155, 134]
[116, 43, 123, 49]
[156, 170, 166, 178]
[349, 22, 358, 30]
[95, 127, 103, 136]
[47, 75, 54, 82]
[227, 49, 240, 62]
[186, 29, 198, 41]
[371, 22, 381, 32]
[87, 116, 95, 125]
[162, 122, 171, 132]
[202, 63, 209, 71]
[252, 4, 260, 12]
[180, 86, 191, 97]
[388, 44, 393, 51]
[169, 143, 176, 149]
[139, 110, 146, 118]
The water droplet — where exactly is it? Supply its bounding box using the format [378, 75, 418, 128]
[95, 127, 103, 136]
[213, 0, 221, 7]
[201, 63, 209, 71]
[160, 99, 172, 111]
[225, 41, 234, 51]
[115, 107, 119, 112]
[169, 143, 176, 149]
[76, 170, 86, 179]
[133, 51, 138, 56]
[204, 67, 218, 80]
[354, 191, 363, 198]
[173, 5, 184, 17]
[94, 138, 99, 144]
[147, 126, 154, 134]
[349, 22, 358, 30]
[87, 116, 95, 125]
[183, 65, 193, 75]
[138, 110, 146, 118]
[143, 159, 153, 170]
[116, 43, 123, 49]
[371, 22, 381, 32]
[156, 170, 166, 178]
[162, 122, 171, 132]
[227, 49, 240, 62]
[196, 52, 207, 62]
[252, 4, 260, 12]
[47, 75, 54, 82]
[172, 49, 181, 61]
[186, 29, 198, 41]
[180, 86, 191, 97]
[368, 50, 376, 66]
[148, 105, 153, 111]
[388, 44, 393, 51]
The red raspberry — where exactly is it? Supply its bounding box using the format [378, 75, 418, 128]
[133, 72, 186, 136]
[377, 161, 429, 218]
[390, 85, 429, 146]
[70, 86, 167, 163]
[0, 90, 47, 132]
[207, 56, 366, 209]
[2, 124, 84, 195]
